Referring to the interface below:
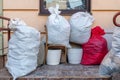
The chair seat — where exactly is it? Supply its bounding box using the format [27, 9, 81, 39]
[48, 44, 66, 50]
[47, 44, 67, 64]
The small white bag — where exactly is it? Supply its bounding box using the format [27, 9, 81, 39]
[69, 12, 94, 44]
[46, 4, 71, 48]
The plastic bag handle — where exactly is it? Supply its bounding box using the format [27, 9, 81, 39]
[113, 12, 120, 27]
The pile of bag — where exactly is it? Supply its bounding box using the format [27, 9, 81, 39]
[46, 5, 109, 65]
[46, 4, 94, 47]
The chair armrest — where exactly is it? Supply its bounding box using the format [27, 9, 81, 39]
[0, 28, 10, 31]
[0, 16, 10, 21]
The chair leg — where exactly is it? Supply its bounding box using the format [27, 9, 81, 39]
[3, 55, 6, 67]
[60, 47, 67, 64]
[64, 47, 67, 64]
[44, 44, 48, 64]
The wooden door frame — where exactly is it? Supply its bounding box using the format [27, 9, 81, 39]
[0, 0, 3, 55]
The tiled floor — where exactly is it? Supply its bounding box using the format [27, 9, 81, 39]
[0, 64, 112, 80]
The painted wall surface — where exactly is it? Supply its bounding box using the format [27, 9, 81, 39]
[3, 0, 120, 31]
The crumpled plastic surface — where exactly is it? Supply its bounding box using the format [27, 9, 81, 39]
[6, 18, 40, 80]
[46, 4, 71, 48]
[81, 26, 108, 65]
[69, 12, 94, 44]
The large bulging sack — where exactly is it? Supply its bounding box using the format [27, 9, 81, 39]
[81, 26, 108, 65]
[99, 27, 120, 75]
[6, 18, 40, 80]
[69, 12, 94, 44]
[46, 5, 71, 48]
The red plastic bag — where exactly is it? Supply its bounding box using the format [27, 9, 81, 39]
[81, 26, 108, 65]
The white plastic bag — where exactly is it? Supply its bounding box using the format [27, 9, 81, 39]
[6, 18, 40, 80]
[99, 27, 120, 75]
[46, 4, 71, 48]
[69, 12, 94, 44]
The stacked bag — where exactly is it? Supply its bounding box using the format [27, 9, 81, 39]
[46, 4, 94, 48]
[6, 4, 110, 80]
[69, 12, 94, 44]
[46, 4, 71, 48]
[46, 4, 108, 65]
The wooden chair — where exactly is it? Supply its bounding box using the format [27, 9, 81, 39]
[44, 25, 67, 64]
